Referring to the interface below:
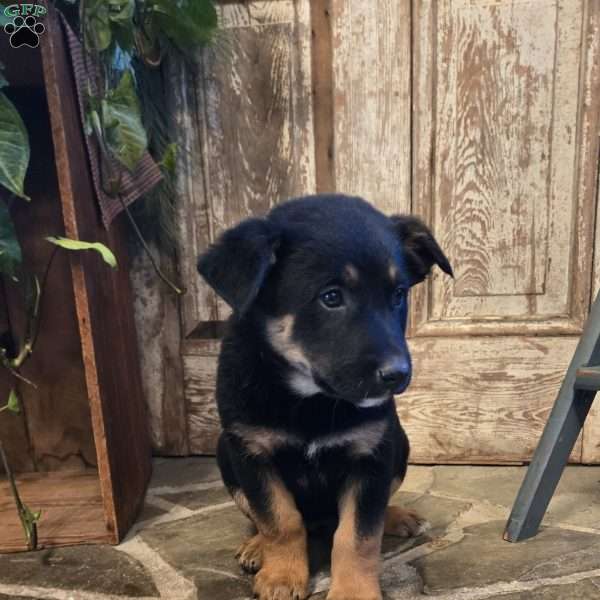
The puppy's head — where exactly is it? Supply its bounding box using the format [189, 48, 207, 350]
[198, 195, 452, 407]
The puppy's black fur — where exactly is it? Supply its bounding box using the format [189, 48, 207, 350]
[198, 194, 452, 600]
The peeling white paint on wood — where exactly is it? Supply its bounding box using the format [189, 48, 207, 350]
[412, 0, 597, 336]
[330, 0, 412, 215]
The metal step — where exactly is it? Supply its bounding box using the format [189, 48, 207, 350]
[574, 365, 600, 391]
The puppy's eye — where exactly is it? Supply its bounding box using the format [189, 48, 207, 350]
[392, 286, 407, 307]
[320, 288, 344, 309]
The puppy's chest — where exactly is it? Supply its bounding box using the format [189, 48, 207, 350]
[230, 418, 388, 461]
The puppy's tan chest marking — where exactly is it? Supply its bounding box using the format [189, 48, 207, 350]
[230, 424, 303, 457]
[305, 420, 387, 458]
[230, 420, 387, 459]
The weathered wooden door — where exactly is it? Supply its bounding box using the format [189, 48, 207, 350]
[147, 0, 600, 463]
[404, 1, 600, 463]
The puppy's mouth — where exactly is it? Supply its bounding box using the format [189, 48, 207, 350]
[314, 371, 406, 406]
[287, 361, 410, 405]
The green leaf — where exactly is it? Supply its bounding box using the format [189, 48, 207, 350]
[109, 0, 135, 51]
[21, 503, 41, 547]
[84, 0, 134, 52]
[152, 0, 217, 55]
[108, 0, 134, 25]
[0, 92, 30, 200]
[45, 237, 118, 269]
[102, 71, 147, 170]
[83, 0, 112, 51]
[159, 143, 177, 174]
[7, 388, 19, 414]
[0, 200, 21, 276]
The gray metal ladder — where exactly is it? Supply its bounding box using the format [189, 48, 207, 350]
[504, 290, 600, 542]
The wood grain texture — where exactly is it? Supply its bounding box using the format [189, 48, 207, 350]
[578, 0, 600, 464]
[400, 336, 582, 464]
[182, 339, 221, 454]
[171, 0, 316, 334]
[171, 0, 600, 465]
[330, 0, 411, 215]
[0, 470, 109, 553]
[168, 55, 219, 332]
[411, 0, 598, 337]
[311, 0, 335, 193]
[2, 89, 95, 473]
[129, 247, 188, 455]
[41, 4, 150, 540]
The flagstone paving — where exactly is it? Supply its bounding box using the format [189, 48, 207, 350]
[2, 459, 600, 599]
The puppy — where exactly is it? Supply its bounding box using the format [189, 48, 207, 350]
[198, 194, 452, 600]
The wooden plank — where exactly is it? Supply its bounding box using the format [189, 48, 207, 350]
[411, 0, 596, 336]
[311, 0, 335, 193]
[171, 0, 316, 334]
[129, 247, 188, 455]
[574, 2, 600, 464]
[41, 5, 151, 540]
[2, 88, 95, 473]
[330, 0, 412, 215]
[400, 336, 582, 464]
[168, 55, 219, 332]
[0, 470, 109, 553]
[182, 339, 221, 455]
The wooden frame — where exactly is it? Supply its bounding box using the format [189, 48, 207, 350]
[0, 5, 151, 552]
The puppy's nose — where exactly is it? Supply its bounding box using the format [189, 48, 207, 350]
[378, 358, 410, 386]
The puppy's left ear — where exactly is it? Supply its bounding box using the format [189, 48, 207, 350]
[391, 215, 453, 283]
[197, 218, 280, 315]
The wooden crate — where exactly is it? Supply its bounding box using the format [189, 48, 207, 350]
[0, 7, 151, 552]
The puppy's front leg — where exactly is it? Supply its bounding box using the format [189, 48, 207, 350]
[327, 480, 387, 600]
[251, 476, 309, 600]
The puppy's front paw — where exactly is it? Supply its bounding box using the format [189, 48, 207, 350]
[236, 534, 264, 573]
[253, 560, 309, 600]
[384, 505, 429, 538]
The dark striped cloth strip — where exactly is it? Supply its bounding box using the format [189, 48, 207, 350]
[59, 13, 163, 228]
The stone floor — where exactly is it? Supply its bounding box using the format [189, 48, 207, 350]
[2, 458, 600, 599]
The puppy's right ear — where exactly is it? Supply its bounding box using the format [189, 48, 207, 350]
[197, 218, 280, 315]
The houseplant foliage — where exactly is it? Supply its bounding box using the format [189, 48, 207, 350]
[1, 0, 218, 548]
[75, 0, 218, 265]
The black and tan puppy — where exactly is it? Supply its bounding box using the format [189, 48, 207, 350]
[198, 194, 452, 600]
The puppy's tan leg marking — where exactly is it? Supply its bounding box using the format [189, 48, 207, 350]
[384, 506, 428, 538]
[252, 478, 309, 600]
[236, 533, 264, 573]
[231, 491, 265, 573]
[384, 477, 428, 538]
[327, 484, 383, 600]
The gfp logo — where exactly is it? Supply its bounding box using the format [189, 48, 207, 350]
[3, 4, 46, 48]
